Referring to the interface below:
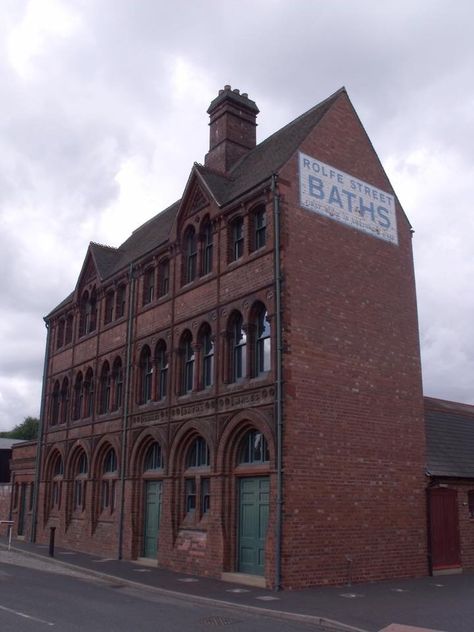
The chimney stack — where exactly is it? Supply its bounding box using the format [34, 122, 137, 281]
[204, 85, 259, 174]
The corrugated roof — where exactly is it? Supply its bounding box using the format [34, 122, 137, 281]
[425, 397, 474, 478]
[0, 438, 26, 449]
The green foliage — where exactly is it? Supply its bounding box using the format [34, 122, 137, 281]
[0, 416, 39, 440]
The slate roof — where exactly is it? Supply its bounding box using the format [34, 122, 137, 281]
[425, 396, 474, 478]
[47, 88, 347, 317]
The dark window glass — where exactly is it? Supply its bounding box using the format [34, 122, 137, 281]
[116, 284, 126, 319]
[84, 369, 94, 418]
[60, 378, 69, 424]
[201, 477, 210, 515]
[140, 347, 153, 403]
[144, 442, 163, 471]
[158, 260, 169, 297]
[56, 319, 65, 349]
[51, 381, 60, 425]
[182, 335, 194, 394]
[231, 217, 244, 261]
[469, 490, 474, 518]
[185, 478, 196, 513]
[112, 359, 123, 410]
[184, 229, 197, 284]
[239, 430, 269, 464]
[73, 373, 83, 420]
[156, 342, 168, 400]
[143, 268, 155, 305]
[254, 207, 266, 250]
[202, 222, 213, 275]
[104, 290, 114, 324]
[202, 329, 214, 389]
[231, 314, 246, 381]
[104, 448, 117, 473]
[186, 437, 210, 468]
[256, 309, 271, 375]
[99, 363, 111, 414]
[65, 315, 73, 344]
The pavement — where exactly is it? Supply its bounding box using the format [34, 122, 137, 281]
[1, 537, 473, 632]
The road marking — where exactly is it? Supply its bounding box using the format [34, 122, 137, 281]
[0, 604, 54, 626]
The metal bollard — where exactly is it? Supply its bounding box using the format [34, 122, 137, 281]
[49, 526, 56, 557]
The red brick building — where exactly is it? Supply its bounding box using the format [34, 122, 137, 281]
[10, 86, 429, 588]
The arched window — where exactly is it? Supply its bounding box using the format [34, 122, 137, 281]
[73, 451, 88, 512]
[84, 368, 94, 418]
[229, 312, 246, 382]
[60, 378, 69, 424]
[252, 205, 266, 251]
[155, 341, 168, 400]
[115, 284, 126, 319]
[112, 357, 123, 411]
[89, 289, 97, 333]
[104, 290, 115, 324]
[143, 267, 155, 306]
[184, 227, 197, 284]
[99, 362, 111, 414]
[144, 442, 163, 471]
[184, 436, 210, 520]
[180, 332, 194, 394]
[201, 219, 213, 276]
[139, 346, 153, 404]
[255, 306, 271, 375]
[198, 324, 214, 389]
[230, 216, 244, 261]
[51, 381, 60, 426]
[158, 259, 169, 297]
[239, 429, 269, 464]
[50, 452, 64, 510]
[65, 314, 74, 344]
[72, 372, 83, 420]
[79, 290, 97, 336]
[56, 319, 65, 349]
[100, 447, 118, 513]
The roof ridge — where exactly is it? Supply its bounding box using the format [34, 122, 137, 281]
[90, 241, 120, 252]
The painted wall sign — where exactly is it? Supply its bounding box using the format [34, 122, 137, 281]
[298, 152, 398, 245]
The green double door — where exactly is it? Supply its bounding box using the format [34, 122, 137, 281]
[143, 481, 162, 558]
[238, 477, 269, 576]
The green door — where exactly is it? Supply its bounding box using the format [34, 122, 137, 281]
[143, 481, 162, 558]
[238, 477, 269, 575]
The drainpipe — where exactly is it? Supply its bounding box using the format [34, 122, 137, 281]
[118, 263, 136, 559]
[272, 173, 283, 591]
[31, 320, 51, 542]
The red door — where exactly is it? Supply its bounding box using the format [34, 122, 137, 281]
[428, 487, 461, 571]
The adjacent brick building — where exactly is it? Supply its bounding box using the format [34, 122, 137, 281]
[10, 86, 430, 588]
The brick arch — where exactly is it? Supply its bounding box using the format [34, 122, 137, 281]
[168, 421, 214, 476]
[44, 445, 65, 478]
[216, 408, 275, 473]
[129, 428, 167, 478]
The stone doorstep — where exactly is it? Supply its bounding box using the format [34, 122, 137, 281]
[431, 566, 463, 576]
[378, 625, 445, 632]
[221, 572, 266, 588]
[134, 557, 158, 568]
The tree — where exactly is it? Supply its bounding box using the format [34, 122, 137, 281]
[0, 416, 39, 440]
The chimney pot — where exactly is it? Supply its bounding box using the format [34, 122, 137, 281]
[233, 88, 240, 94]
[224, 84, 231, 90]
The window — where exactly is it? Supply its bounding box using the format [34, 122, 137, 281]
[231, 217, 244, 261]
[73, 373, 83, 420]
[79, 290, 97, 336]
[180, 332, 194, 394]
[84, 368, 94, 418]
[65, 314, 73, 344]
[112, 357, 123, 411]
[155, 341, 168, 400]
[199, 325, 214, 389]
[253, 206, 266, 250]
[255, 307, 271, 375]
[73, 451, 88, 512]
[144, 442, 163, 471]
[50, 453, 64, 510]
[184, 227, 197, 284]
[229, 313, 246, 382]
[143, 267, 155, 306]
[60, 378, 69, 424]
[184, 437, 210, 521]
[239, 429, 270, 464]
[469, 490, 474, 518]
[99, 362, 111, 414]
[158, 259, 169, 297]
[201, 220, 213, 276]
[104, 290, 114, 324]
[100, 447, 118, 513]
[116, 284, 126, 319]
[139, 346, 153, 404]
[51, 381, 60, 425]
[56, 319, 65, 349]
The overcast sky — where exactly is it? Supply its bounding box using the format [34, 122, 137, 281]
[1, 0, 473, 430]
